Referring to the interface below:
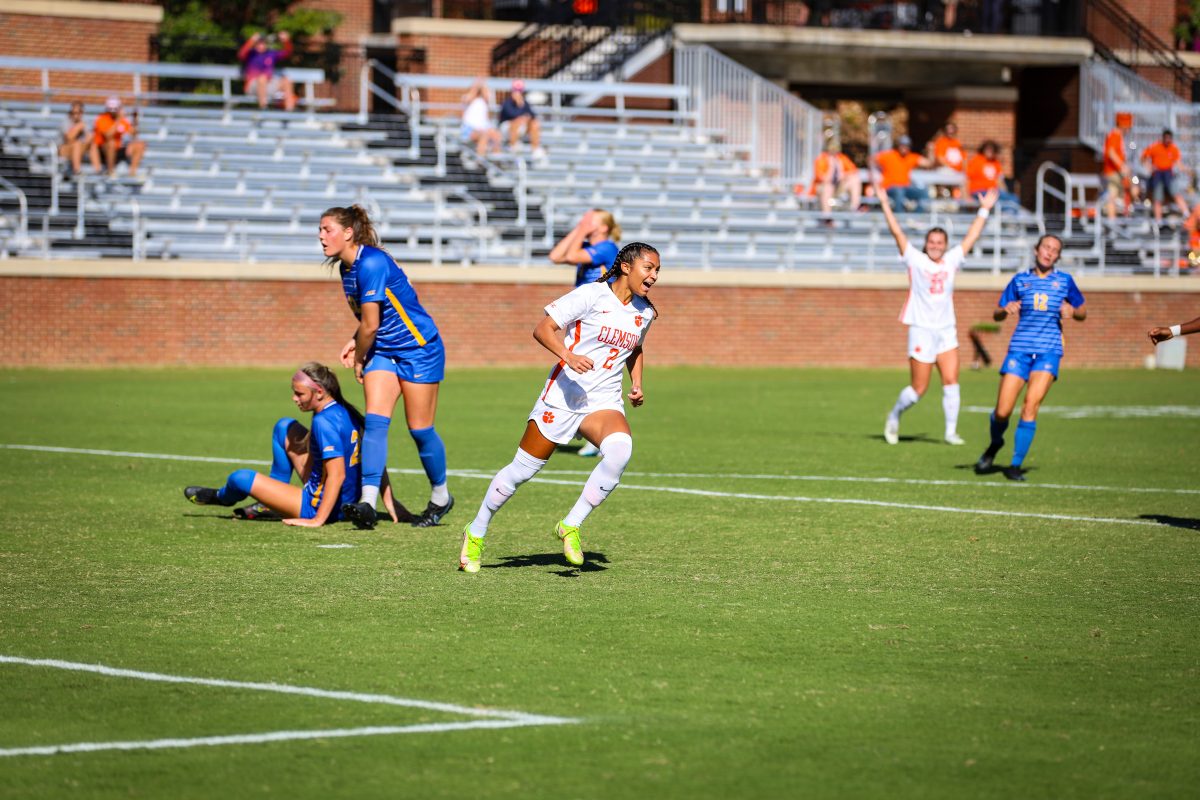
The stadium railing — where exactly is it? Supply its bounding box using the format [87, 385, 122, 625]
[0, 56, 332, 123]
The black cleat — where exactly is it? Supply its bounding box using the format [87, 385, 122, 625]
[341, 501, 378, 530]
[233, 502, 282, 521]
[184, 486, 222, 505]
[412, 495, 455, 528]
[1003, 466, 1027, 482]
[974, 440, 1004, 474]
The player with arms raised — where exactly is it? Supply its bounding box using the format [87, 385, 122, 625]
[878, 183, 999, 446]
[458, 243, 660, 573]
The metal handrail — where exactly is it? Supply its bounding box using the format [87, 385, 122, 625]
[0, 175, 29, 250]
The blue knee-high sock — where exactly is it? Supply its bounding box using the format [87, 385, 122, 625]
[216, 469, 256, 505]
[270, 417, 299, 483]
[989, 412, 1010, 449]
[409, 425, 447, 486]
[1011, 420, 1037, 468]
[361, 413, 391, 490]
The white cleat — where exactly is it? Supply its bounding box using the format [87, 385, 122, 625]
[884, 416, 899, 445]
[944, 433, 966, 446]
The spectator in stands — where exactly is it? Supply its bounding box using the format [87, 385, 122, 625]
[812, 141, 862, 220]
[965, 140, 1021, 212]
[59, 101, 87, 176]
[931, 122, 965, 174]
[875, 135, 932, 212]
[238, 31, 296, 111]
[548, 208, 621, 458]
[88, 96, 145, 178]
[1141, 129, 1191, 225]
[499, 79, 546, 162]
[461, 77, 501, 160]
[1102, 113, 1133, 220]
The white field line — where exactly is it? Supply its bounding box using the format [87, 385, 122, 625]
[4, 443, 1197, 497]
[0, 720, 549, 758]
[966, 404, 1200, 419]
[0, 655, 576, 758]
[450, 473, 1168, 528]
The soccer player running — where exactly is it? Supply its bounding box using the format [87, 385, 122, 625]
[184, 363, 404, 526]
[975, 235, 1087, 481]
[320, 205, 452, 530]
[877, 181, 999, 446]
[458, 243, 660, 573]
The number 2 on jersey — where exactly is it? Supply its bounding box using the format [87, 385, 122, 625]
[602, 348, 620, 369]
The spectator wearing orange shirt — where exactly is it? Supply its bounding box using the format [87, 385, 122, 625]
[875, 135, 932, 212]
[812, 142, 862, 218]
[88, 96, 145, 178]
[1141, 129, 1190, 224]
[965, 141, 1020, 213]
[1102, 113, 1133, 219]
[932, 122, 965, 173]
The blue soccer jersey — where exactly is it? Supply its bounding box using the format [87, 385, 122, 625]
[576, 239, 619, 286]
[304, 401, 362, 515]
[998, 268, 1085, 356]
[342, 245, 440, 355]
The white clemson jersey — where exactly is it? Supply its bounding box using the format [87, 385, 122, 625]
[899, 242, 963, 329]
[540, 282, 656, 413]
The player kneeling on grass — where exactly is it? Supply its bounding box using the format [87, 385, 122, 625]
[185, 363, 408, 526]
[459, 243, 660, 573]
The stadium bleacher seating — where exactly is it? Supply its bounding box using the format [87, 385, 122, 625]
[0, 94, 1186, 274]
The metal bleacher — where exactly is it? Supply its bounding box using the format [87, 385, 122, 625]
[0, 57, 1190, 274]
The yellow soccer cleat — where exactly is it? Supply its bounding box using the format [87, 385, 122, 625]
[459, 524, 484, 573]
[555, 519, 585, 567]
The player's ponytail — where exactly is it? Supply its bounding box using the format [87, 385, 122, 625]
[299, 361, 365, 429]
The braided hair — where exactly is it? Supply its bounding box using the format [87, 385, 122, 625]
[596, 241, 660, 318]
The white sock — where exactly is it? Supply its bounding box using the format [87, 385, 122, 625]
[889, 385, 921, 421]
[359, 485, 380, 507]
[469, 448, 546, 536]
[430, 482, 449, 506]
[942, 383, 961, 436]
[564, 433, 633, 527]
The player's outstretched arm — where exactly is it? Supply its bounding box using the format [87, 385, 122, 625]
[873, 180, 907, 254]
[1149, 314, 1200, 342]
[960, 189, 999, 254]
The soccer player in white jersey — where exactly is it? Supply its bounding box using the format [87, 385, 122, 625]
[877, 183, 999, 446]
[458, 243, 660, 573]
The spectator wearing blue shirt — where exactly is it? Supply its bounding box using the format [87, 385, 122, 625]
[500, 80, 546, 162]
[975, 235, 1087, 481]
[320, 205, 452, 530]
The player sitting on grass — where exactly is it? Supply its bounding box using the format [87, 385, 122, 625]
[184, 363, 409, 526]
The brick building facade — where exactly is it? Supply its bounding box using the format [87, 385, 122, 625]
[1, 264, 1195, 369]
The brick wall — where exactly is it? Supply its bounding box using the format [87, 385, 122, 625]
[2, 274, 1195, 369]
[1120, 0, 1176, 46]
[0, 6, 160, 103]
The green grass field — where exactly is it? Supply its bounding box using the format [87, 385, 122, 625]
[1, 366, 1197, 799]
